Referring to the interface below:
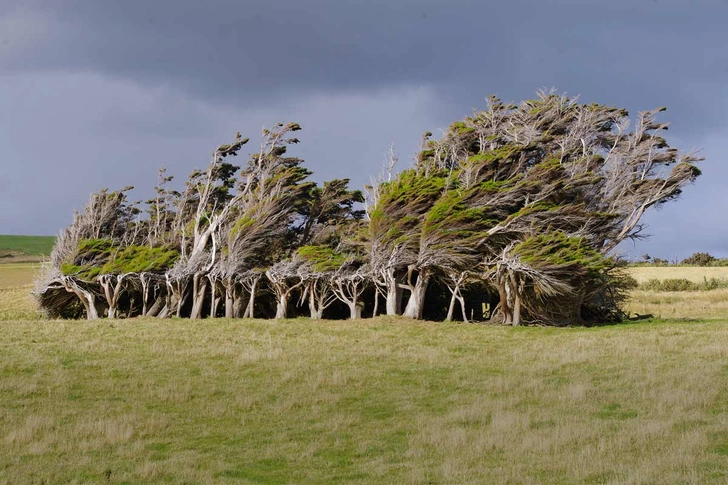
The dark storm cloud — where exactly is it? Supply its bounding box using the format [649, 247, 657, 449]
[1, 0, 727, 257]
[4, 0, 727, 132]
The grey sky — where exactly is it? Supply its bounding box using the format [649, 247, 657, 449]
[1, 0, 726, 259]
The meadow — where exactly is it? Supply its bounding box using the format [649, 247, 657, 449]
[0, 235, 55, 263]
[1, 264, 727, 484]
[627, 266, 728, 284]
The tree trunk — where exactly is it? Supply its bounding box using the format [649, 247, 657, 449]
[457, 291, 468, 324]
[63, 279, 99, 320]
[348, 302, 362, 320]
[224, 277, 236, 318]
[208, 276, 221, 318]
[446, 291, 456, 321]
[190, 272, 208, 319]
[403, 269, 431, 319]
[157, 304, 170, 319]
[509, 273, 521, 326]
[498, 279, 512, 325]
[167, 277, 189, 318]
[308, 283, 325, 319]
[275, 294, 288, 319]
[98, 274, 124, 319]
[145, 298, 163, 317]
[140, 274, 149, 316]
[83, 291, 100, 320]
[385, 268, 403, 316]
[512, 292, 521, 326]
[242, 277, 258, 319]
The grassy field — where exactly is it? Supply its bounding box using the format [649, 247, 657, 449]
[0, 263, 40, 289]
[0, 235, 55, 256]
[2, 266, 728, 483]
[1, 317, 727, 484]
[0, 235, 55, 263]
[626, 266, 728, 284]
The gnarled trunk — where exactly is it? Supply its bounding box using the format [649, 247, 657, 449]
[496, 277, 512, 325]
[208, 275, 222, 318]
[403, 267, 431, 320]
[241, 275, 260, 319]
[275, 295, 288, 320]
[224, 276, 237, 318]
[509, 273, 522, 326]
[140, 273, 151, 316]
[190, 272, 208, 319]
[98, 274, 127, 319]
[62, 277, 100, 320]
[384, 267, 403, 316]
[167, 275, 190, 318]
[331, 274, 366, 320]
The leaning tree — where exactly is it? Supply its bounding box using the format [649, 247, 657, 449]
[36, 91, 701, 325]
[364, 90, 700, 324]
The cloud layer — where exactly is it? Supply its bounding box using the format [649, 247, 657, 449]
[2, 0, 726, 258]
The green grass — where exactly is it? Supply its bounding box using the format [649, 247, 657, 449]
[3, 266, 728, 483]
[0, 235, 55, 260]
[1, 313, 728, 483]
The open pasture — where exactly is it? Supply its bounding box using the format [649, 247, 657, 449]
[1, 264, 728, 483]
[626, 266, 728, 284]
[1, 316, 727, 484]
[0, 263, 40, 289]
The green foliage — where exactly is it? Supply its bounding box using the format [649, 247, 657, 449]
[466, 145, 521, 164]
[77, 238, 114, 254]
[296, 245, 347, 272]
[60, 239, 116, 279]
[516, 232, 608, 270]
[422, 190, 497, 242]
[100, 246, 179, 274]
[61, 263, 102, 280]
[681, 252, 716, 267]
[370, 170, 449, 248]
[640, 277, 728, 292]
[230, 217, 254, 239]
[449, 121, 475, 134]
[61, 239, 178, 279]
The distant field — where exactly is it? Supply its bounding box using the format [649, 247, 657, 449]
[0, 235, 55, 262]
[627, 266, 728, 284]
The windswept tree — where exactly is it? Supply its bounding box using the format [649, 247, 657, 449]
[37, 91, 700, 326]
[380, 90, 701, 324]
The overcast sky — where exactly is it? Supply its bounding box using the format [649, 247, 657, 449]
[1, 0, 726, 259]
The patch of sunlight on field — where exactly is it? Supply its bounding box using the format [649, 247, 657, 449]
[0, 263, 39, 288]
[627, 266, 728, 284]
[1, 317, 728, 484]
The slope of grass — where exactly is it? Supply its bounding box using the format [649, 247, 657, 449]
[1, 313, 727, 484]
[0, 235, 55, 263]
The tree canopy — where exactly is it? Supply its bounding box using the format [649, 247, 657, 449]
[36, 91, 701, 325]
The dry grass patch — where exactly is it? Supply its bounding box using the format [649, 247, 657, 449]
[0, 284, 41, 320]
[626, 289, 728, 320]
[627, 266, 728, 284]
[0, 263, 39, 288]
[0, 317, 727, 484]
